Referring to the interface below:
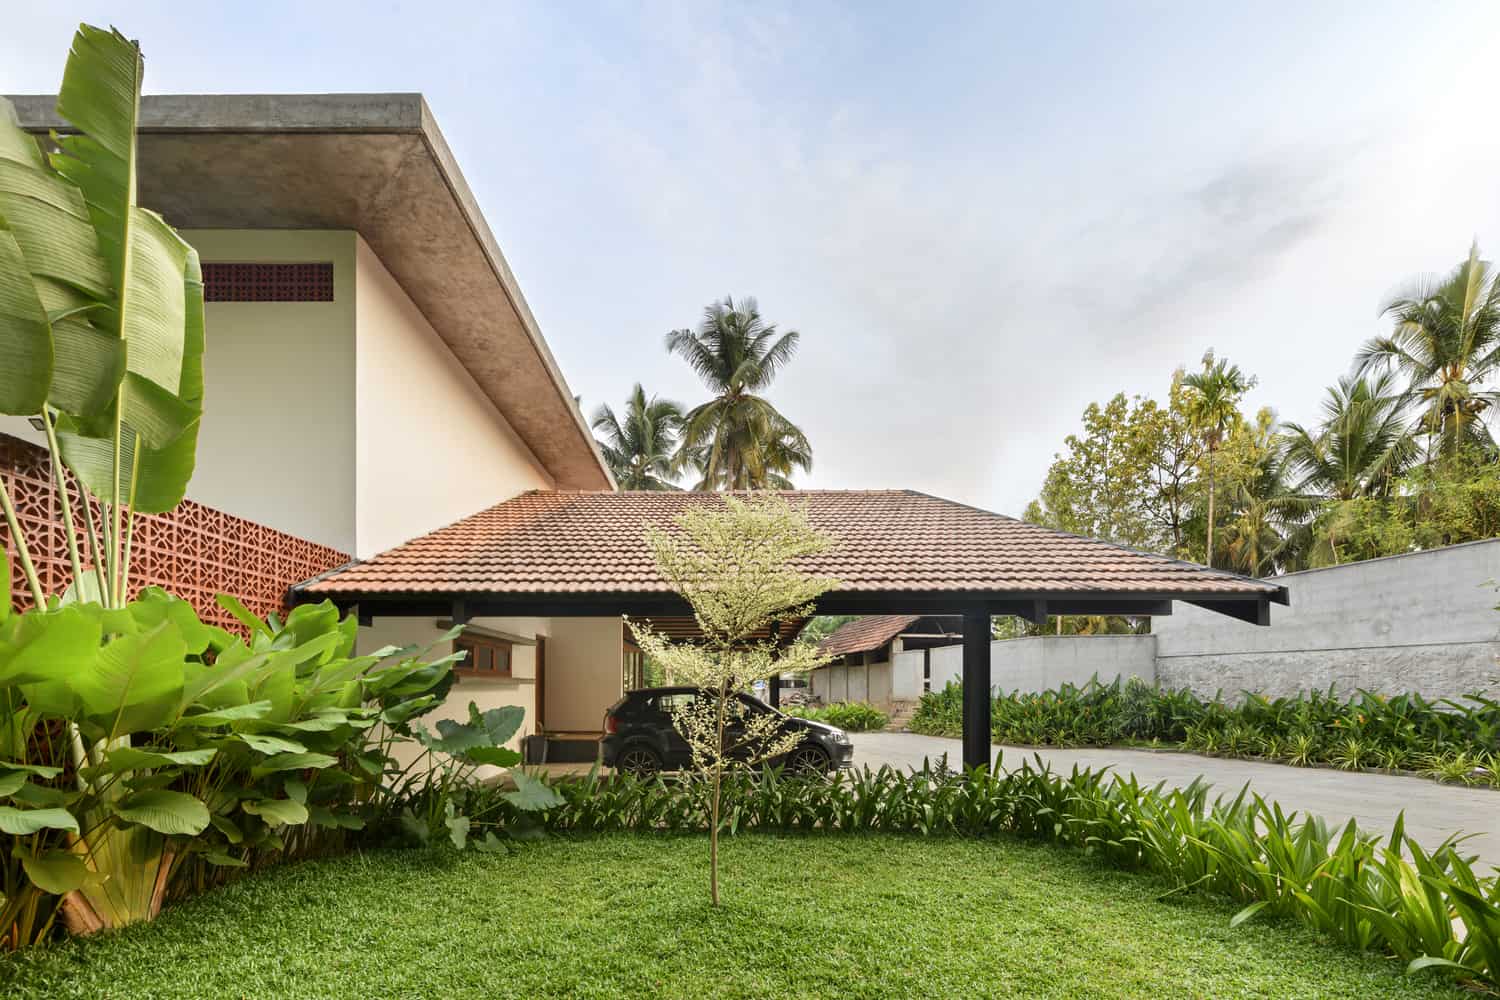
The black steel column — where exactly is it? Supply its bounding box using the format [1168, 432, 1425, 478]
[961, 609, 991, 772]
[768, 620, 781, 708]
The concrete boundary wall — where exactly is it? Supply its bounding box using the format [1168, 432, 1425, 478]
[1154, 540, 1500, 700]
[912, 634, 1157, 695]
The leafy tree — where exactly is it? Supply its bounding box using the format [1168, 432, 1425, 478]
[1403, 445, 1500, 550]
[1025, 375, 1207, 564]
[628, 496, 837, 905]
[1140, 374, 1204, 559]
[591, 384, 683, 490]
[1217, 409, 1309, 576]
[666, 297, 812, 490]
[1024, 393, 1162, 549]
[1182, 351, 1257, 568]
[1357, 241, 1500, 459]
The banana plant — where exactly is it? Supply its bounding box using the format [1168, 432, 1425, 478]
[0, 24, 203, 611]
[0, 22, 204, 940]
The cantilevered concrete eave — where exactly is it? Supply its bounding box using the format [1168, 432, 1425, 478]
[7, 92, 614, 491]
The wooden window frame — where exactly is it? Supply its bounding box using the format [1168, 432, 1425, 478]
[453, 635, 514, 678]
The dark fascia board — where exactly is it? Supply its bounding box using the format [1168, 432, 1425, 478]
[5, 93, 614, 491]
[301, 588, 1275, 625]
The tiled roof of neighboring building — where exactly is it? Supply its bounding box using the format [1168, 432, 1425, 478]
[817, 615, 923, 658]
[299, 490, 1285, 602]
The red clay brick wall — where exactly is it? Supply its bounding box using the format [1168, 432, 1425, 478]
[1, 432, 348, 630]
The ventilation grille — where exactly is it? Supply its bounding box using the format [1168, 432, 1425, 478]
[203, 262, 334, 302]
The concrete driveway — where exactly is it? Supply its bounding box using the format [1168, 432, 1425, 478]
[850, 730, 1500, 870]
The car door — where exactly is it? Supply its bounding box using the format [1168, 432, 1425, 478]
[729, 693, 781, 762]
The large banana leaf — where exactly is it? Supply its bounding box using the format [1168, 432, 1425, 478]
[0, 99, 118, 417]
[40, 25, 206, 509]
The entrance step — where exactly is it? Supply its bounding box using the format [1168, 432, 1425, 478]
[884, 700, 918, 732]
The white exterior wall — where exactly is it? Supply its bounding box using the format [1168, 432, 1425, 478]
[922, 634, 1157, 695]
[848, 658, 869, 702]
[0, 231, 363, 553]
[353, 237, 554, 558]
[542, 617, 623, 733]
[1154, 540, 1500, 699]
[1, 229, 563, 561]
[892, 647, 928, 699]
[867, 659, 893, 706]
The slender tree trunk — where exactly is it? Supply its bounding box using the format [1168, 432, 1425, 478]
[709, 685, 727, 907]
[709, 769, 720, 907]
[1205, 451, 1216, 569]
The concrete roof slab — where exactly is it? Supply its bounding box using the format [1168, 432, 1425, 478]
[8, 93, 613, 490]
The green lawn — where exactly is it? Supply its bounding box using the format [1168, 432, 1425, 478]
[0, 834, 1469, 999]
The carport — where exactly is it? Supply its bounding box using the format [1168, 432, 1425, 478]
[294, 489, 1288, 770]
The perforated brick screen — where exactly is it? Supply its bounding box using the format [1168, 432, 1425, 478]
[202, 262, 334, 302]
[1, 434, 348, 632]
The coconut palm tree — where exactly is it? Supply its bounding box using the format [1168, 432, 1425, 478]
[1282, 372, 1418, 501]
[591, 384, 684, 490]
[1182, 351, 1257, 567]
[1356, 242, 1500, 460]
[666, 296, 812, 490]
[1219, 415, 1312, 576]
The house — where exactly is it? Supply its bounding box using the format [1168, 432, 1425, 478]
[812, 615, 962, 708]
[1, 93, 613, 757]
[295, 489, 1288, 769]
[0, 93, 1288, 773]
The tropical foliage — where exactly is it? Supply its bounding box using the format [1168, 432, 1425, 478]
[1028, 245, 1500, 577]
[1181, 351, 1258, 568]
[789, 701, 888, 732]
[519, 761, 1500, 991]
[1358, 241, 1500, 459]
[590, 383, 683, 490]
[909, 677, 1500, 787]
[626, 494, 838, 904]
[0, 586, 551, 947]
[0, 27, 204, 613]
[665, 296, 812, 490]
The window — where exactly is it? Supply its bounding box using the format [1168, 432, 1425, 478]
[653, 692, 698, 715]
[454, 636, 512, 677]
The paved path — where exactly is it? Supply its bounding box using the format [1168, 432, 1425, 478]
[850, 731, 1500, 869]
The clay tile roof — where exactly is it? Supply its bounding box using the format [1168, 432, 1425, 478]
[817, 615, 923, 658]
[298, 490, 1286, 604]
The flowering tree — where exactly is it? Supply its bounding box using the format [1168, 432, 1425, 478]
[628, 495, 837, 905]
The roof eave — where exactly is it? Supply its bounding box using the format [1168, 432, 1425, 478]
[7, 92, 614, 491]
[292, 585, 1282, 626]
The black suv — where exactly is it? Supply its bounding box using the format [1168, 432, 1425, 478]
[601, 686, 855, 776]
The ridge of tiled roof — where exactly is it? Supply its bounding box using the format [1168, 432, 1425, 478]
[298, 489, 1284, 600]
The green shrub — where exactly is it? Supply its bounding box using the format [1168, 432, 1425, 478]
[791, 702, 888, 731]
[527, 760, 1499, 991]
[908, 677, 1499, 785]
[0, 590, 547, 946]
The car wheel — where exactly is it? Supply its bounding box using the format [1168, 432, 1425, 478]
[788, 744, 831, 775]
[617, 744, 662, 778]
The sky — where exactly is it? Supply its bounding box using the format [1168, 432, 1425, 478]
[6, 3, 1500, 515]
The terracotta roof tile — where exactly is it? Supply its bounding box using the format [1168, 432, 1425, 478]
[299, 490, 1284, 603]
[817, 615, 923, 658]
